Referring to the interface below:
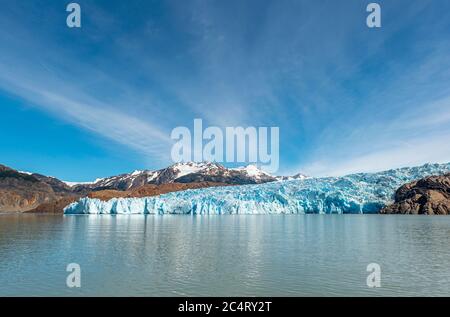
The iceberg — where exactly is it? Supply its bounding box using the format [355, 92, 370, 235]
[64, 163, 450, 215]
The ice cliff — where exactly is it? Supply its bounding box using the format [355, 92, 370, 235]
[64, 163, 450, 215]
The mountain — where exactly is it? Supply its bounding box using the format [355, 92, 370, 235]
[72, 162, 279, 191]
[276, 173, 308, 181]
[381, 173, 450, 215]
[1, 162, 307, 213]
[0, 164, 77, 212]
[65, 163, 450, 215]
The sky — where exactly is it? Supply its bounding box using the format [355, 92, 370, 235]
[1, 0, 450, 181]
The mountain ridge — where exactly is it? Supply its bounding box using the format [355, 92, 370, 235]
[68, 162, 307, 191]
[0, 162, 307, 212]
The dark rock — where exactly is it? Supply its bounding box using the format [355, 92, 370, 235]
[381, 173, 450, 215]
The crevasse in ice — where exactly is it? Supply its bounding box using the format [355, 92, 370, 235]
[64, 163, 450, 215]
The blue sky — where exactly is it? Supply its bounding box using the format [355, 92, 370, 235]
[1, 0, 450, 181]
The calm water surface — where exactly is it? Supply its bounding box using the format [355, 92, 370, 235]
[0, 214, 449, 296]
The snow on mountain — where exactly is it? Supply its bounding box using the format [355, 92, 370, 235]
[171, 162, 220, 178]
[173, 162, 276, 184]
[232, 165, 271, 178]
[276, 173, 309, 181]
[65, 162, 450, 215]
[18, 171, 33, 175]
[131, 170, 144, 176]
[88, 169, 159, 190]
[73, 162, 281, 191]
[63, 181, 95, 187]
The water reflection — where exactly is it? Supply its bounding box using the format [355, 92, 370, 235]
[0, 214, 449, 296]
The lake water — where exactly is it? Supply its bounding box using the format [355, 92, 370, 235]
[0, 214, 450, 296]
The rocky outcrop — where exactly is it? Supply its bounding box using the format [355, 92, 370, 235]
[381, 174, 450, 215]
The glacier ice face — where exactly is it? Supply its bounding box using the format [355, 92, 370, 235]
[64, 163, 450, 215]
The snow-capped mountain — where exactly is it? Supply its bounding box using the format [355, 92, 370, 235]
[231, 165, 271, 179]
[72, 162, 281, 191]
[276, 173, 309, 181]
[174, 163, 276, 185]
[65, 162, 450, 215]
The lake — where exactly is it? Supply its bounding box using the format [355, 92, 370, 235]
[0, 214, 449, 296]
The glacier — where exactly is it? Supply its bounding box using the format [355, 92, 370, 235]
[64, 163, 450, 215]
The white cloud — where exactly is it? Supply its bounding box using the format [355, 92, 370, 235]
[302, 133, 450, 177]
[0, 58, 172, 165]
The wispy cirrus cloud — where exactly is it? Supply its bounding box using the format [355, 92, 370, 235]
[0, 61, 173, 165]
[0, 1, 175, 166]
[1, 0, 450, 178]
